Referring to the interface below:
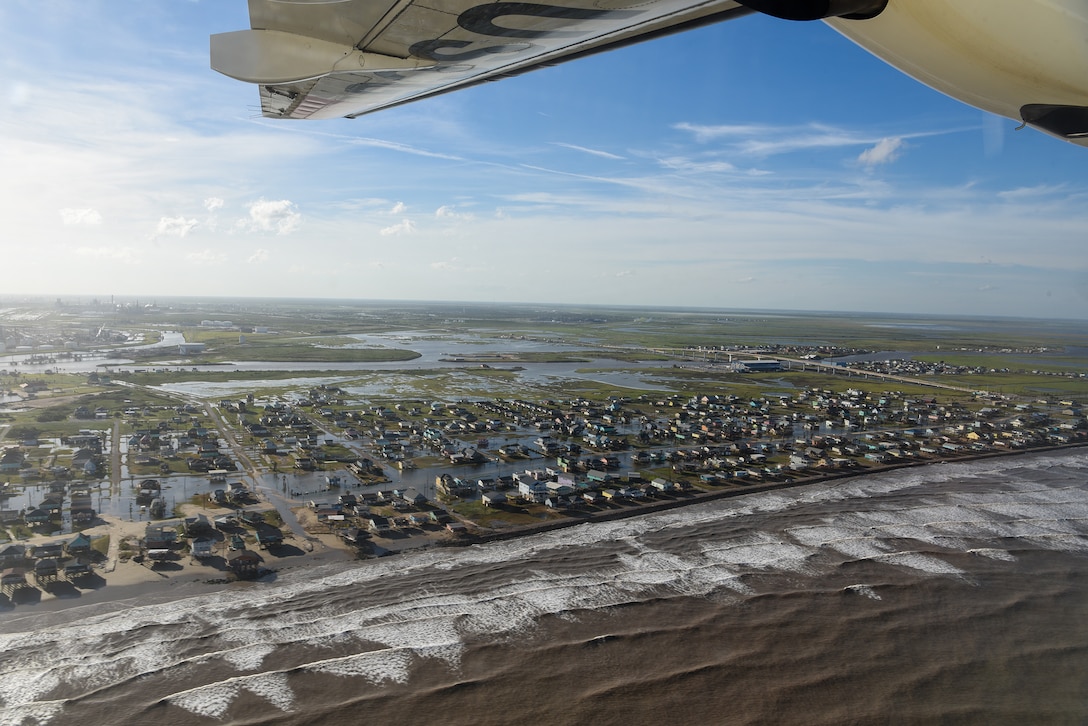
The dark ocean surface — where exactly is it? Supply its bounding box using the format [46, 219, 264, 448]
[2, 449, 1087, 725]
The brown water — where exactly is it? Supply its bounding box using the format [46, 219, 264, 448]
[2, 450, 1087, 725]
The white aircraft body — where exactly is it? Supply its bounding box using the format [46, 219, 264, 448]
[212, 0, 1088, 147]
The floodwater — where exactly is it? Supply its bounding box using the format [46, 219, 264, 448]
[2, 449, 1087, 725]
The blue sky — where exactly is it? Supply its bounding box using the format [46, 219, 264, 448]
[1, 0, 1085, 318]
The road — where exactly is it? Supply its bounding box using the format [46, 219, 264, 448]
[633, 346, 978, 393]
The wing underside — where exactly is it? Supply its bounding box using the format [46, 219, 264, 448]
[212, 0, 751, 119]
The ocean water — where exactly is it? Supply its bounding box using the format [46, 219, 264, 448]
[2, 450, 1087, 725]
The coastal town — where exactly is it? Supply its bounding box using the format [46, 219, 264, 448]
[0, 301, 1085, 607]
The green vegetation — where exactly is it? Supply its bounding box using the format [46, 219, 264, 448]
[450, 500, 561, 527]
[6, 522, 33, 540]
[91, 535, 110, 556]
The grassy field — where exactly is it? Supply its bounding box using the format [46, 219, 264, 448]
[0, 300, 1083, 410]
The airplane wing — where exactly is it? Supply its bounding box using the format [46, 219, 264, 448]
[211, 0, 755, 119]
[213, 0, 1088, 146]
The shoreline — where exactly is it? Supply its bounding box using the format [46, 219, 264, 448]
[1, 442, 1083, 627]
[456, 441, 1088, 546]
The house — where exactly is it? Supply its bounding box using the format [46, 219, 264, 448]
[517, 478, 549, 503]
[339, 527, 369, 546]
[144, 524, 178, 548]
[650, 478, 675, 492]
[24, 508, 53, 525]
[398, 487, 427, 506]
[64, 562, 92, 579]
[546, 481, 575, 497]
[240, 511, 268, 528]
[34, 558, 59, 581]
[1, 567, 29, 592]
[190, 538, 215, 559]
[586, 469, 614, 484]
[184, 514, 215, 537]
[254, 524, 284, 549]
[367, 516, 392, 536]
[0, 448, 25, 473]
[0, 544, 29, 568]
[71, 448, 97, 469]
[428, 510, 452, 525]
[227, 549, 261, 577]
[481, 491, 507, 507]
[31, 542, 64, 560]
[66, 533, 91, 557]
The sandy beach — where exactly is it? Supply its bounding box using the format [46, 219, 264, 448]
[2, 445, 1087, 725]
[0, 505, 358, 623]
[3, 441, 1084, 626]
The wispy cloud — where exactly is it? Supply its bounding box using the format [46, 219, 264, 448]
[436, 205, 474, 222]
[380, 219, 416, 236]
[656, 155, 736, 174]
[74, 245, 138, 263]
[857, 137, 904, 167]
[348, 137, 464, 161]
[155, 216, 198, 238]
[59, 208, 102, 226]
[673, 121, 960, 158]
[672, 123, 773, 142]
[997, 184, 1068, 201]
[186, 249, 226, 264]
[552, 142, 625, 160]
[430, 257, 461, 271]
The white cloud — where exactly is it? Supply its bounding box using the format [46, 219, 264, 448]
[390, 201, 407, 214]
[8, 81, 31, 108]
[857, 137, 904, 167]
[204, 197, 224, 212]
[997, 184, 1067, 201]
[59, 208, 102, 226]
[247, 248, 269, 264]
[74, 245, 138, 263]
[244, 199, 301, 235]
[672, 122, 770, 142]
[674, 121, 946, 159]
[552, 142, 625, 160]
[155, 216, 198, 238]
[430, 257, 460, 271]
[380, 219, 416, 236]
[186, 249, 226, 264]
[436, 205, 475, 222]
[657, 155, 736, 174]
[348, 137, 464, 161]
